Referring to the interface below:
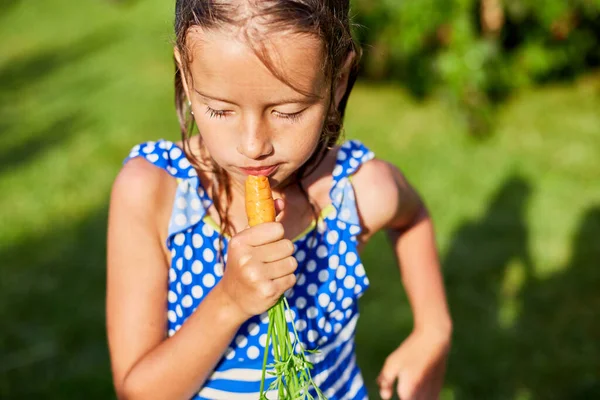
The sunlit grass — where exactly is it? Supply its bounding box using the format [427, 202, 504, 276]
[1, 1, 599, 398]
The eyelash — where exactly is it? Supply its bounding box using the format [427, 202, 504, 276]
[274, 110, 304, 123]
[205, 107, 228, 119]
[204, 106, 305, 123]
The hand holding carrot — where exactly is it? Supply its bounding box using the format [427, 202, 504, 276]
[243, 176, 324, 398]
[218, 176, 297, 321]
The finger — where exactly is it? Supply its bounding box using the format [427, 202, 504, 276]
[378, 375, 395, 400]
[238, 222, 285, 246]
[274, 197, 285, 221]
[377, 361, 399, 400]
[265, 256, 298, 279]
[272, 271, 296, 293]
[397, 373, 418, 400]
[255, 239, 295, 263]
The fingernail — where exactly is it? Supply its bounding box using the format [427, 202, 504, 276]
[380, 389, 391, 399]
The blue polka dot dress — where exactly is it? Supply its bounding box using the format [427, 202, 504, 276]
[125, 140, 375, 400]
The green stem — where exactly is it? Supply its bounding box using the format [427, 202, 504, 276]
[259, 297, 326, 400]
[270, 308, 281, 362]
[274, 301, 287, 398]
[276, 302, 297, 396]
[282, 299, 301, 396]
[259, 314, 274, 395]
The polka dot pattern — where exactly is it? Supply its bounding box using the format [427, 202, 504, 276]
[124, 139, 373, 399]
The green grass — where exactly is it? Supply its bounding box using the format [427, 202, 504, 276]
[1, 1, 599, 399]
[350, 79, 600, 399]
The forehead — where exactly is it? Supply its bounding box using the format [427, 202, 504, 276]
[185, 27, 328, 103]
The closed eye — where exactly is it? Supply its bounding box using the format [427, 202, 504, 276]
[273, 109, 306, 123]
[204, 106, 306, 122]
[205, 106, 231, 119]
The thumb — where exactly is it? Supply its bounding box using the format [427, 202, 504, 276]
[274, 197, 286, 222]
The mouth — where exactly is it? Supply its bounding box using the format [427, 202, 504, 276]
[239, 164, 280, 177]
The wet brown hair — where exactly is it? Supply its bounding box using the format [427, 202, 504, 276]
[174, 0, 361, 238]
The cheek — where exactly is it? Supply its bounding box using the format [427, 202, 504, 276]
[294, 135, 320, 162]
[194, 123, 231, 161]
[280, 120, 322, 157]
[282, 108, 328, 161]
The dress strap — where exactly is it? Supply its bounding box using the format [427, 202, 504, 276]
[124, 140, 214, 244]
[328, 140, 375, 238]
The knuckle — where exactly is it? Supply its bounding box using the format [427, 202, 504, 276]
[272, 222, 285, 238]
[382, 358, 396, 373]
[287, 274, 297, 288]
[288, 256, 298, 270]
[244, 266, 260, 283]
[281, 239, 294, 254]
[260, 283, 275, 299]
[229, 236, 244, 250]
[237, 252, 252, 267]
[279, 274, 296, 291]
[380, 370, 393, 382]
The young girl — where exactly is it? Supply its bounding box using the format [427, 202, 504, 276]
[106, 1, 452, 399]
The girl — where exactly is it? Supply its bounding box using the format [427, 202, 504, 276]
[106, 1, 452, 399]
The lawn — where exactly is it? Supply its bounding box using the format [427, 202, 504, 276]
[1, 1, 599, 399]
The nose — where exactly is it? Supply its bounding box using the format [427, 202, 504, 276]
[237, 115, 274, 160]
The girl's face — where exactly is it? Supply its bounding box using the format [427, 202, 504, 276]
[179, 28, 333, 190]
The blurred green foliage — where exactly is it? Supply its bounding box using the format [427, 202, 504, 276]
[351, 0, 600, 135]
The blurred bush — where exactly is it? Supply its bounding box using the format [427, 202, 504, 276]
[351, 0, 600, 135]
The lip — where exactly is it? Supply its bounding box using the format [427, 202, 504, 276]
[239, 164, 280, 176]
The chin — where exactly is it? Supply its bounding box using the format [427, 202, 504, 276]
[271, 172, 299, 190]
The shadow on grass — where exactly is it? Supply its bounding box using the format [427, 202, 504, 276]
[357, 174, 599, 399]
[0, 0, 20, 20]
[0, 206, 114, 399]
[0, 114, 87, 176]
[0, 27, 125, 399]
[355, 176, 535, 399]
[0, 28, 120, 177]
[443, 175, 534, 399]
[443, 176, 600, 399]
[0, 29, 119, 97]
[512, 207, 600, 399]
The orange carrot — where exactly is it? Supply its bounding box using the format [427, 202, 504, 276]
[246, 175, 326, 398]
[245, 175, 276, 227]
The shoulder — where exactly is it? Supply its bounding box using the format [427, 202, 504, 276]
[352, 158, 400, 220]
[352, 157, 399, 199]
[112, 157, 174, 207]
[110, 156, 177, 237]
[352, 157, 421, 237]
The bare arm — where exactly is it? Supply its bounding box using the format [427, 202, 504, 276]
[354, 159, 451, 334]
[353, 159, 451, 399]
[106, 159, 247, 399]
[385, 174, 451, 336]
[107, 159, 297, 400]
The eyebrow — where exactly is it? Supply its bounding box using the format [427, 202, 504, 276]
[193, 88, 321, 107]
[194, 89, 239, 106]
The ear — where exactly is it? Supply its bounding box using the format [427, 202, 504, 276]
[174, 46, 191, 101]
[333, 51, 356, 110]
